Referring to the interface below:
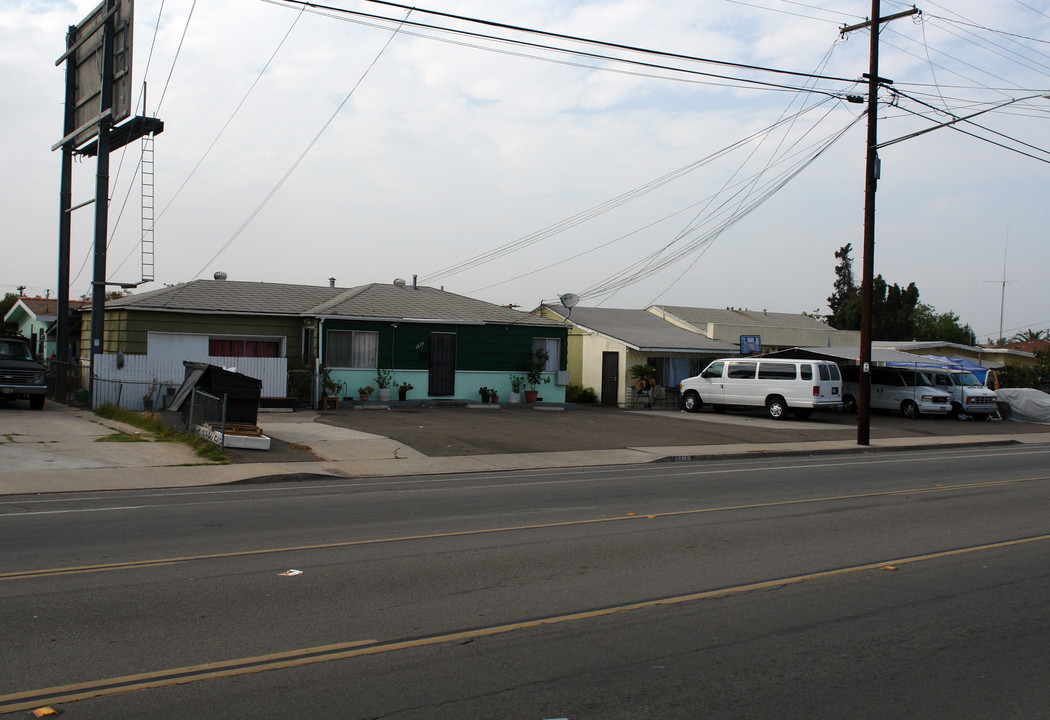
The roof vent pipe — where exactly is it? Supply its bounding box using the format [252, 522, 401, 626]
[413, 274, 417, 289]
[329, 277, 336, 288]
[213, 271, 227, 281]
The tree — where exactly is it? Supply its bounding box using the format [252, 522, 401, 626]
[1010, 329, 1048, 342]
[912, 304, 976, 345]
[824, 246, 973, 344]
[1, 292, 18, 321]
[827, 243, 857, 326]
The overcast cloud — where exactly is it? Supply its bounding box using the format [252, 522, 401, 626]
[2, 0, 1048, 341]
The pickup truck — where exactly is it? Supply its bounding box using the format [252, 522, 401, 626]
[0, 331, 46, 409]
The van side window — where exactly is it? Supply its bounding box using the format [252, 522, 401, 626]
[828, 364, 840, 381]
[800, 364, 813, 381]
[701, 362, 724, 379]
[934, 373, 949, 386]
[817, 364, 830, 381]
[727, 362, 756, 379]
[758, 363, 796, 380]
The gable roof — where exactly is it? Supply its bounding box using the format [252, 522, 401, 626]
[650, 305, 832, 331]
[4, 297, 89, 323]
[101, 279, 561, 327]
[317, 284, 560, 326]
[543, 305, 737, 352]
[102, 280, 341, 316]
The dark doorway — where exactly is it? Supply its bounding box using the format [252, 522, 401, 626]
[601, 351, 619, 406]
[428, 332, 456, 396]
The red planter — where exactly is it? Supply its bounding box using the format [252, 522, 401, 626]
[524, 390, 539, 403]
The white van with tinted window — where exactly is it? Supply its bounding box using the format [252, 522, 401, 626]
[680, 358, 843, 420]
[928, 369, 998, 420]
[840, 366, 951, 418]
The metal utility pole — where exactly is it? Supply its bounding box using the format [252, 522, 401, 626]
[840, 2, 918, 446]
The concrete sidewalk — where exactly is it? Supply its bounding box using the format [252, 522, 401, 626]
[1, 402, 1047, 495]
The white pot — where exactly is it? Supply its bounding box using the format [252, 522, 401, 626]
[508, 392, 521, 403]
[378, 388, 391, 401]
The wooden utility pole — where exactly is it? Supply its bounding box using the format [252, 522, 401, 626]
[841, 3, 919, 445]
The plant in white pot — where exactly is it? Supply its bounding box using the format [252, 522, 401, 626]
[374, 369, 393, 401]
[509, 376, 525, 403]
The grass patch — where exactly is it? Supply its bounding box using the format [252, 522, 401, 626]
[97, 430, 149, 443]
[95, 404, 229, 463]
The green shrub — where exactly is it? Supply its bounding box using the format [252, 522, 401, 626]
[565, 384, 598, 404]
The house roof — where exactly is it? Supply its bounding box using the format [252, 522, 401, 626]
[989, 338, 1049, 354]
[766, 346, 955, 365]
[4, 297, 89, 323]
[101, 279, 561, 327]
[101, 280, 342, 316]
[650, 305, 832, 331]
[543, 305, 737, 352]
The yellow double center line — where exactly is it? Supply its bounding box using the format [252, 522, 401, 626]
[2, 475, 1047, 582]
[3, 532, 1050, 714]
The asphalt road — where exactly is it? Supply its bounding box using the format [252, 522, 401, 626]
[3, 444, 1050, 717]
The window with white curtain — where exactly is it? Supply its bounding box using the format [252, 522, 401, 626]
[327, 330, 378, 368]
[532, 337, 560, 372]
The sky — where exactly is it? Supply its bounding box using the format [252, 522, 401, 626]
[2, 0, 1049, 342]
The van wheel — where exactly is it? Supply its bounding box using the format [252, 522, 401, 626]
[682, 391, 702, 413]
[842, 394, 857, 413]
[792, 409, 813, 419]
[766, 396, 788, 420]
[901, 400, 920, 419]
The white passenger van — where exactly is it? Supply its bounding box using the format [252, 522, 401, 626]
[679, 358, 843, 420]
[928, 369, 998, 420]
[840, 366, 951, 418]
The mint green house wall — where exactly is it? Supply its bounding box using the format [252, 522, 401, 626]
[321, 319, 568, 401]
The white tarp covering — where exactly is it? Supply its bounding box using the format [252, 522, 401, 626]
[995, 388, 1050, 424]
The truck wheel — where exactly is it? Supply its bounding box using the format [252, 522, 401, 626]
[30, 395, 45, 410]
[682, 391, 702, 413]
[842, 394, 857, 413]
[766, 396, 788, 420]
[901, 400, 920, 419]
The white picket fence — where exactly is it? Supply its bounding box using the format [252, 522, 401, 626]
[92, 354, 288, 411]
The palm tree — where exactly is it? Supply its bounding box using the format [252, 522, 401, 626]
[1010, 329, 1048, 342]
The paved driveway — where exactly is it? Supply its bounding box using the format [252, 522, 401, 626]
[313, 404, 1049, 458]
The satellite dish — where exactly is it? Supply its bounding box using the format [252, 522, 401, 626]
[393, 278, 407, 288]
[559, 293, 580, 309]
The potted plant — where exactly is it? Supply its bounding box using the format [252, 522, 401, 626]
[525, 348, 551, 403]
[319, 366, 341, 397]
[398, 381, 413, 402]
[509, 376, 525, 403]
[490, 389, 499, 404]
[629, 364, 657, 408]
[374, 369, 393, 401]
[358, 384, 375, 402]
[479, 386, 492, 403]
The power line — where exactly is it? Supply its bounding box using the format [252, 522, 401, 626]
[272, 0, 861, 92]
[192, 10, 411, 278]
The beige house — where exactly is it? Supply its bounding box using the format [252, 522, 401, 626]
[537, 305, 736, 407]
[647, 306, 859, 352]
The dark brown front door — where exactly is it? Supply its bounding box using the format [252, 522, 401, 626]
[428, 332, 456, 396]
[601, 351, 619, 406]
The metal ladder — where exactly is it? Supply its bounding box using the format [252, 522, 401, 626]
[140, 132, 155, 282]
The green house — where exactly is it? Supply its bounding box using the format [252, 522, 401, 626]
[84, 278, 568, 406]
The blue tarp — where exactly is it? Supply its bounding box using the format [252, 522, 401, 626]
[884, 355, 995, 384]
